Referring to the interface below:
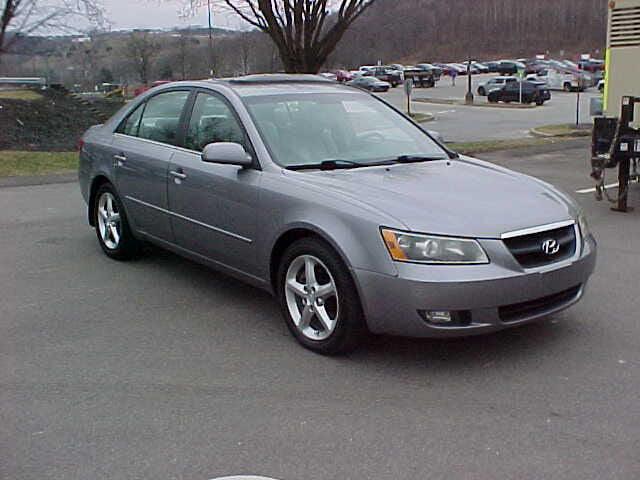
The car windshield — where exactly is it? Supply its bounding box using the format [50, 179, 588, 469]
[243, 91, 447, 168]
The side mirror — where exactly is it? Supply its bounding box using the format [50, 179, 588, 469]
[202, 142, 252, 167]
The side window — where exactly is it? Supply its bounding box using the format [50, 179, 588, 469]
[117, 103, 144, 136]
[138, 91, 190, 146]
[185, 93, 247, 152]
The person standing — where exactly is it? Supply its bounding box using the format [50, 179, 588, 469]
[450, 67, 457, 86]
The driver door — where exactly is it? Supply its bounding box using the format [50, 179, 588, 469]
[167, 91, 261, 275]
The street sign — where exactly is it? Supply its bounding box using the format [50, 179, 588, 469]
[404, 79, 413, 115]
[404, 79, 413, 97]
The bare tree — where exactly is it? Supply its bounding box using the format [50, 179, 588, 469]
[172, 0, 375, 73]
[227, 0, 376, 73]
[125, 32, 159, 84]
[1, 0, 105, 58]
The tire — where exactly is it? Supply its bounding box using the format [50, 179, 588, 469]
[93, 183, 141, 260]
[563, 83, 572, 92]
[478, 87, 486, 96]
[536, 98, 544, 106]
[277, 237, 367, 355]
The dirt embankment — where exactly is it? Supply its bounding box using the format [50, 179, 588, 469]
[0, 89, 123, 151]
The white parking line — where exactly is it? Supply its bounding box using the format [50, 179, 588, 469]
[575, 182, 619, 194]
[436, 109, 456, 114]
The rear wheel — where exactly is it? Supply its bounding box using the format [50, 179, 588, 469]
[93, 183, 141, 260]
[563, 82, 572, 92]
[277, 238, 366, 355]
[478, 87, 486, 96]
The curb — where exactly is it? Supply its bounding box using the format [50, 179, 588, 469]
[0, 171, 76, 188]
[414, 97, 536, 109]
[530, 125, 592, 138]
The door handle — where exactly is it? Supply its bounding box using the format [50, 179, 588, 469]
[113, 154, 127, 166]
[170, 170, 187, 180]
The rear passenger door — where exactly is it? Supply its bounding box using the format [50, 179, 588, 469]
[112, 89, 191, 241]
[167, 90, 261, 275]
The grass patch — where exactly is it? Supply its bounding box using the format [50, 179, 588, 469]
[0, 89, 44, 101]
[0, 151, 77, 177]
[447, 137, 573, 155]
[408, 112, 434, 123]
[532, 124, 592, 137]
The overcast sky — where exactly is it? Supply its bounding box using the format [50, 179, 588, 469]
[103, 0, 243, 31]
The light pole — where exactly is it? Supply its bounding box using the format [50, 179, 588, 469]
[465, 58, 474, 104]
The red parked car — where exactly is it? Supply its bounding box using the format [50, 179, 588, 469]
[133, 80, 172, 97]
[333, 70, 353, 82]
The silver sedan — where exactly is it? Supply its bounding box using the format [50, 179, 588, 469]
[78, 75, 596, 354]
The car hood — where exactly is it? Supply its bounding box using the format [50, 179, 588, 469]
[296, 158, 576, 238]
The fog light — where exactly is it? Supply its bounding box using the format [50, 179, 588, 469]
[424, 310, 452, 324]
[418, 310, 472, 327]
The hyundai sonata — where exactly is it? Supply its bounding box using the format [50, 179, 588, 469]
[79, 75, 596, 354]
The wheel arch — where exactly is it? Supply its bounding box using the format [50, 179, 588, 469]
[268, 225, 361, 297]
[88, 175, 113, 226]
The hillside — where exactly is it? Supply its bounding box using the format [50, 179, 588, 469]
[331, 0, 608, 65]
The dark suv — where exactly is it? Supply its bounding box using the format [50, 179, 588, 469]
[488, 81, 551, 105]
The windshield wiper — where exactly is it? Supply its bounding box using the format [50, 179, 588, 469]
[287, 159, 386, 171]
[394, 154, 449, 163]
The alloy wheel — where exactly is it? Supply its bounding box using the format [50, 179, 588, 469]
[97, 192, 121, 250]
[284, 255, 339, 341]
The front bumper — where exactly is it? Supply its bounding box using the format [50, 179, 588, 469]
[355, 235, 597, 337]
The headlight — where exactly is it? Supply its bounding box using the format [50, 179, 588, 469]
[578, 214, 591, 239]
[381, 228, 489, 264]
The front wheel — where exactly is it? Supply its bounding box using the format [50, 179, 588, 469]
[478, 87, 486, 96]
[563, 83, 572, 92]
[93, 183, 141, 260]
[277, 238, 366, 355]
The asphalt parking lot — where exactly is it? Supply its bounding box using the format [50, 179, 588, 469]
[378, 74, 601, 142]
[1, 140, 639, 480]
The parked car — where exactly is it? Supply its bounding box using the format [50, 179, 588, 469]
[471, 61, 490, 73]
[446, 63, 468, 75]
[319, 72, 338, 81]
[416, 63, 443, 80]
[534, 68, 587, 92]
[485, 61, 501, 73]
[134, 80, 172, 97]
[579, 59, 605, 72]
[333, 70, 353, 82]
[403, 66, 436, 88]
[364, 66, 402, 87]
[598, 79, 605, 92]
[347, 76, 391, 92]
[496, 61, 526, 76]
[477, 76, 518, 96]
[78, 74, 596, 354]
[487, 80, 551, 105]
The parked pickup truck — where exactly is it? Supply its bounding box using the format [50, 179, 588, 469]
[403, 66, 436, 88]
[363, 66, 403, 87]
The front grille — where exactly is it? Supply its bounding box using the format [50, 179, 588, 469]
[503, 225, 577, 269]
[499, 285, 582, 323]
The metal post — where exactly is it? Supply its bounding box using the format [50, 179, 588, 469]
[576, 90, 581, 128]
[208, 0, 214, 77]
[464, 59, 474, 104]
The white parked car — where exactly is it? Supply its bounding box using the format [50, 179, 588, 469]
[477, 76, 518, 96]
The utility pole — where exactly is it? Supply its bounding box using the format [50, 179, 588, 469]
[207, 0, 215, 77]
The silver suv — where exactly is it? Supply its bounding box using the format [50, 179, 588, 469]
[79, 75, 596, 354]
